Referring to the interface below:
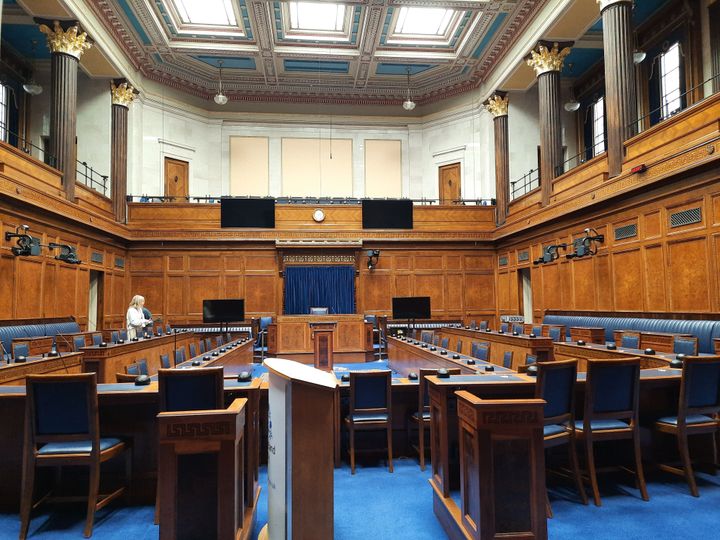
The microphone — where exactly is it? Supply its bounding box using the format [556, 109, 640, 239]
[50, 333, 72, 374]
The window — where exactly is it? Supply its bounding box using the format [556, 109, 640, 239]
[394, 7, 454, 36]
[0, 84, 8, 142]
[172, 0, 236, 26]
[592, 96, 605, 157]
[659, 42, 682, 119]
[288, 2, 345, 32]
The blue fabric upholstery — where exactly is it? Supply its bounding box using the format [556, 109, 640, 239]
[542, 314, 720, 353]
[472, 345, 489, 361]
[526, 354, 537, 365]
[479, 321, 488, 330]
[163, 374, 222, 411]
[543, 424, 567, 437]
[126, 364, 140, 376]
[532, 326, 543, 336]
[456, 340, 463, 353]
[621, 335, 640, 349]
[189, 343, 197, 358]
[503, 351, 513, 369]
[33, 381, 89, 435]
[215, 336, 223, 348]
[548, 328, 561, 342]
[91, 334, 102, 346]
[687, 362, 720, 409]
[199, 341, 206, 354]
[420, 331, 433, 344]
[119, 329, 128, 341]
[175, 348, 185, 364]
[354, 372, 390, 410]
[137, 359, 148, 376]
[73, 336, 85, 352]
[13, 343, 29, 359]
[160, 354, 170, 369]
[350, 413, 389, 422]
[500, 323, 509, 332]
[656, 414, 716, 426]
[0, 320, 81, 361]
[674, 337, 698, 356]
[591, 364, 637, 413]
[440, 337, 449, 349]
[469, 320, 476, 328]
[110, 331, 120, 343]
[574, 419, 630, 431]
[38, 438, 123, 455]
[512, 323, 524, 334]
[543, 365, 575, 418]
[165, 324, 171, 334]
[204, 338, 213, 352]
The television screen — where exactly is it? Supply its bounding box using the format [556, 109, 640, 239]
[202, 299, 245, 323]
[220, 198, 275, 228]
[362, 199, 413, 229]
[392, 297, 431, 320]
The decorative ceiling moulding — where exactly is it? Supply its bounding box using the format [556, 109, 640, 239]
[75, 0, 550, 107]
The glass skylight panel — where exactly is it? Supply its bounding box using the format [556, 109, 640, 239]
[395, 7, 454, 36]
[174, 0, 237, 26]
[289, 2, 346, 32]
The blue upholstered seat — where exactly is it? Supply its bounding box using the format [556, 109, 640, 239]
[73, 336, 86, 351]
[350, 413, 390, 422]
[456, 340, 463, 353]
[543, 424, 567, 437]
[673, 337, 698, 356]
[472, 344, 489, 361]
[479, 321, 488, 330]
[532, 326, 543, 336]
[656, 414, 716, 425]
[126, 363, 140, 376]
[621, 335, 640, 349]
[215, 336, 223, 348]
[526, 354, 537, 365]
[175, 348, 185, 364]
[160, 354, 171, 369]
[502, 351, 513, 369]
[549, 327, 561, 342]
[574, 419, 630, 431]
[111, 331, 120, 343]
[0, 320, 81, 361]
[13, 343, 29, 359]
[91, 333, 102, 346]
[199, 340, 206, 354]
[500, 323, 509, 332]
[38, 438, 123, 455]
[512, 323, 524, 334]
[420, 331, 433, 343]
[440, 337, 449, 349]
[165, 324, 171, 334]
[189, 343, 197, 358]
[119, 329, 128, 341]
[137, 359, 148, 375]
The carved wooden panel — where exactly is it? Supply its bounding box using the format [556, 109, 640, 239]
[611, 249, 643, 311]
[189, 255, 221, 272]
[643, 245, 667, 311]
[187, 275, 222, 315]
[571, 258, 595, 310]
[167, 275, 185, 315]
[668, 237, 710, 311]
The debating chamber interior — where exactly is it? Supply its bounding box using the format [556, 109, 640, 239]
[1, 0, 720, 538]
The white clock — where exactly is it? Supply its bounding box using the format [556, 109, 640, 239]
[313, 209, 325, 222]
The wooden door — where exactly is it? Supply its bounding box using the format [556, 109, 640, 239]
[164, 157, 189, 200]
[438, 163, 461, 204]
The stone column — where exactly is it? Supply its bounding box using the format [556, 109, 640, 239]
[526, 41, 572, 207]
[110, 81, 136, 223]
[484, 93, 509, 225]
[599, 0, 637, 177]
[38, 20, 92, 201]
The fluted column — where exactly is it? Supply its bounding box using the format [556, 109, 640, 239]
[599, 0, 637, 177]
[527, 41, 571, 207]
[484, 93, 509, 225]
[38, 20, 92, 201]
[110, 81, 136, 223]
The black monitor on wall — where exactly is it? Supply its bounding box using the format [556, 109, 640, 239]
[392, 297, 431, 320]
[362, 199, 413, 229]
[202, 299, 245, 324]
[220, 198, 275, 228]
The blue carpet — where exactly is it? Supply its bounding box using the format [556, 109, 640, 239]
[2, 463, 719, 539]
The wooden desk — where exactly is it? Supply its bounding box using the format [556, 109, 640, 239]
[267, 315, 373, 362]
[438, 326, 554, 368]
[613, 330, 693, 353]
[569, 326, 606, 344]
[553, 341, 678, 370]
[172, 338, 254, 371]
[56, 331, 101, 352]
[715, 338, 720, 354]
[11, 336, 53, 356]
[0, 353, 84, 385]
[522, 323, 566, 341]
[81, 333, 197, 383]
[386, 337, 504, 376]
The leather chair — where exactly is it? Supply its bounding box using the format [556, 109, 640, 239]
[188, 343, 197, 358]
[73, 336, 86, 352]
[535, 359, 587, 516]
[673, 336, 699, 356]
[344, 370, 393, 474]
[420, 331, 433, 344]
[310, 307, 329, 315]
[110, 331, 120, 344]
[575, 358, 648, 506]
[408, 367, 462, 471]
[160, 354, 171, 369]
[13, 343, 30, 360]
[532, 326, 543, 336]
[620, 332, 640, 349]
[91, 333, 102, 346]
[502, 351, 514, 369]
[654, 356, 720, 496]
[19, 373, 131, 539]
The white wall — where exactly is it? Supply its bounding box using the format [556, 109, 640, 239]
[76, 72, 111, 185]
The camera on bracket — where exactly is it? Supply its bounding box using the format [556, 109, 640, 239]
[49, 243, 82, 264]
[5, 225, 40, 257]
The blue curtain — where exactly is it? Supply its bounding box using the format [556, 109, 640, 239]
[284, 266, 355, 315]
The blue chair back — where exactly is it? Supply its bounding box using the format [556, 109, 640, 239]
[525, 354, 537, 365]
[536, 360, 577, 421]
[502, 351, 513, 369]
[126, 363, 140, 376]
[136, 359, 148, 376]
[586, 359, 640, 417]
[175, 348, 186, 365]
[420, 331, 433, 344]
[259, 317, 273, 331]
[532, 326, 543, 336]
[512, 323, 524, 334]
[159, 368, 224, 412]
[471, 341, 489, 359]
[199, 340, 206, 354]
[440, 337, 449, 349]
[456, 340, 463, 353]
[479, 321, 488, 330]
[683, 357, 720, 411]
[29, 374, 94, 437]
[73, 336, 86, 351]
[204, 338, 213, 351]
[225, 332, 232, 343]
[620, 334, 640, 349]
[350, 371, 391, 411]
[473, 345, 489, 361]
[13, 343, 30, 359]
[215, 336, 223, 348]
[469, 320, 476, 329]
[91, 333, 102, 346]
[189, 343, 197, 358]
[432, 335, 439, 346]
[500, 323, 509, 332]
[674, 337, 698, 356]
[111, 331, 120, 344]
[165, 324, 171, 334]
[364, 315, 377, 327]
[160, 354, 170, 369]
[548, 327, 561, 342]
[156, 326, 164, 336]
[119, 329, 128, 341]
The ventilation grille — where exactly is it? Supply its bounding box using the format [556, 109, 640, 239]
[90, 252, 103, 264]
[499, 256, 508, 267]
[115, 257, 125, 269]
[614, 224, 637, 240]
[670, 208, 701, 228]
[518, 250, 530, 262]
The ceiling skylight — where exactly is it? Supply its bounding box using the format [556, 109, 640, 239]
[173, 0, 237, 26]
[289, 2, 346, 32]
[395, 7, 454, 36]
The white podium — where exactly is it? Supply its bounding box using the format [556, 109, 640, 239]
[261, 358, 338, 540]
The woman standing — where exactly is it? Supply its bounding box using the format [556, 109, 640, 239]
[126, 295, 152, 339]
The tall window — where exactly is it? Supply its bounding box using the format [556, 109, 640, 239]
[0, 84, 9, 142]
[659, 42, 682, 119]
[592, 96, 606, 157]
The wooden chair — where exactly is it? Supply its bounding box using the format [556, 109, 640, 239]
[502, 351, 514, 369]
[91, 333, 102, 346]
[535, 359, 587, 517]
[440, 337, 449, 349]
[13, 343, 30, 360]
[472, 344, 489, 361]
[19, 373, 131, 539]
[576, 358, 648, 506]
[619, 331, 640, 349]
[344, 370, 393, 474]
[409, 367, 461, 470]
[456, 340, 463, 354]
[174, 347, 186, 365]
[548, 327, 562, 342]
[136, 359, 148, 376]
[110, 331, 120, 344]
[159, 354, 171, 369]
[512, 323, 524, 334]
[654, 356, 720, 496]
[73, 336, 86, 352]
[115, 373, 137, 383]
[673, 336, 699, 356]
[125, 363, 140, 376]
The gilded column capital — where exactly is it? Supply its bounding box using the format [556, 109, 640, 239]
[484, 94, 509, 117]
[526, 41, 572, 76]
[38, 20, 92, 59]
[111, 81, 137, 107]
[597, 0, 633, 13]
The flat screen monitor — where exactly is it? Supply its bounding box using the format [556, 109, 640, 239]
[392, 297, 431, 320]
[362, 199, 413, 229]
[220, 198, 275, 228]
[202, 299, 245, 324]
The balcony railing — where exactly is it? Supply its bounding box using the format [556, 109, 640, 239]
[510, 169, 539, 201]
[558, 142, 606, 176]
[0, 121, 56, 168]
[126, 195, 496, 206]
[76, 160, 109, 197]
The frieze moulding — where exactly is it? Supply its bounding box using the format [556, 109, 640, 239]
[38, 20, 92, 59]
[283, 255, 357, 264]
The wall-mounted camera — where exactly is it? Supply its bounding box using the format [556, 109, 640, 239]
[366, 249, 380, 270]
[5, 225, 41, 257]
[533, 243, 566, 265]
[49, 243, 82, 264]
[566, 227, 604, 260]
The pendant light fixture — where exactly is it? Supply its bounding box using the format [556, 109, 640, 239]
[23, 40, 43, 96]
[563, 63, 580, 112]
[402, 66, 416, 111]
[214, 60, 228, 105]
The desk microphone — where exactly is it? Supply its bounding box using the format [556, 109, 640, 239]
[49, 334, 73, 374]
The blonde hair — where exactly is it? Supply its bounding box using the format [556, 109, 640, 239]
[129, 295, 145, 308]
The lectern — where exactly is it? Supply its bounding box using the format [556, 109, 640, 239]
[309, 321, 336, 370]
[261, 358, 338, 540]
[456, 392, 547, 540]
